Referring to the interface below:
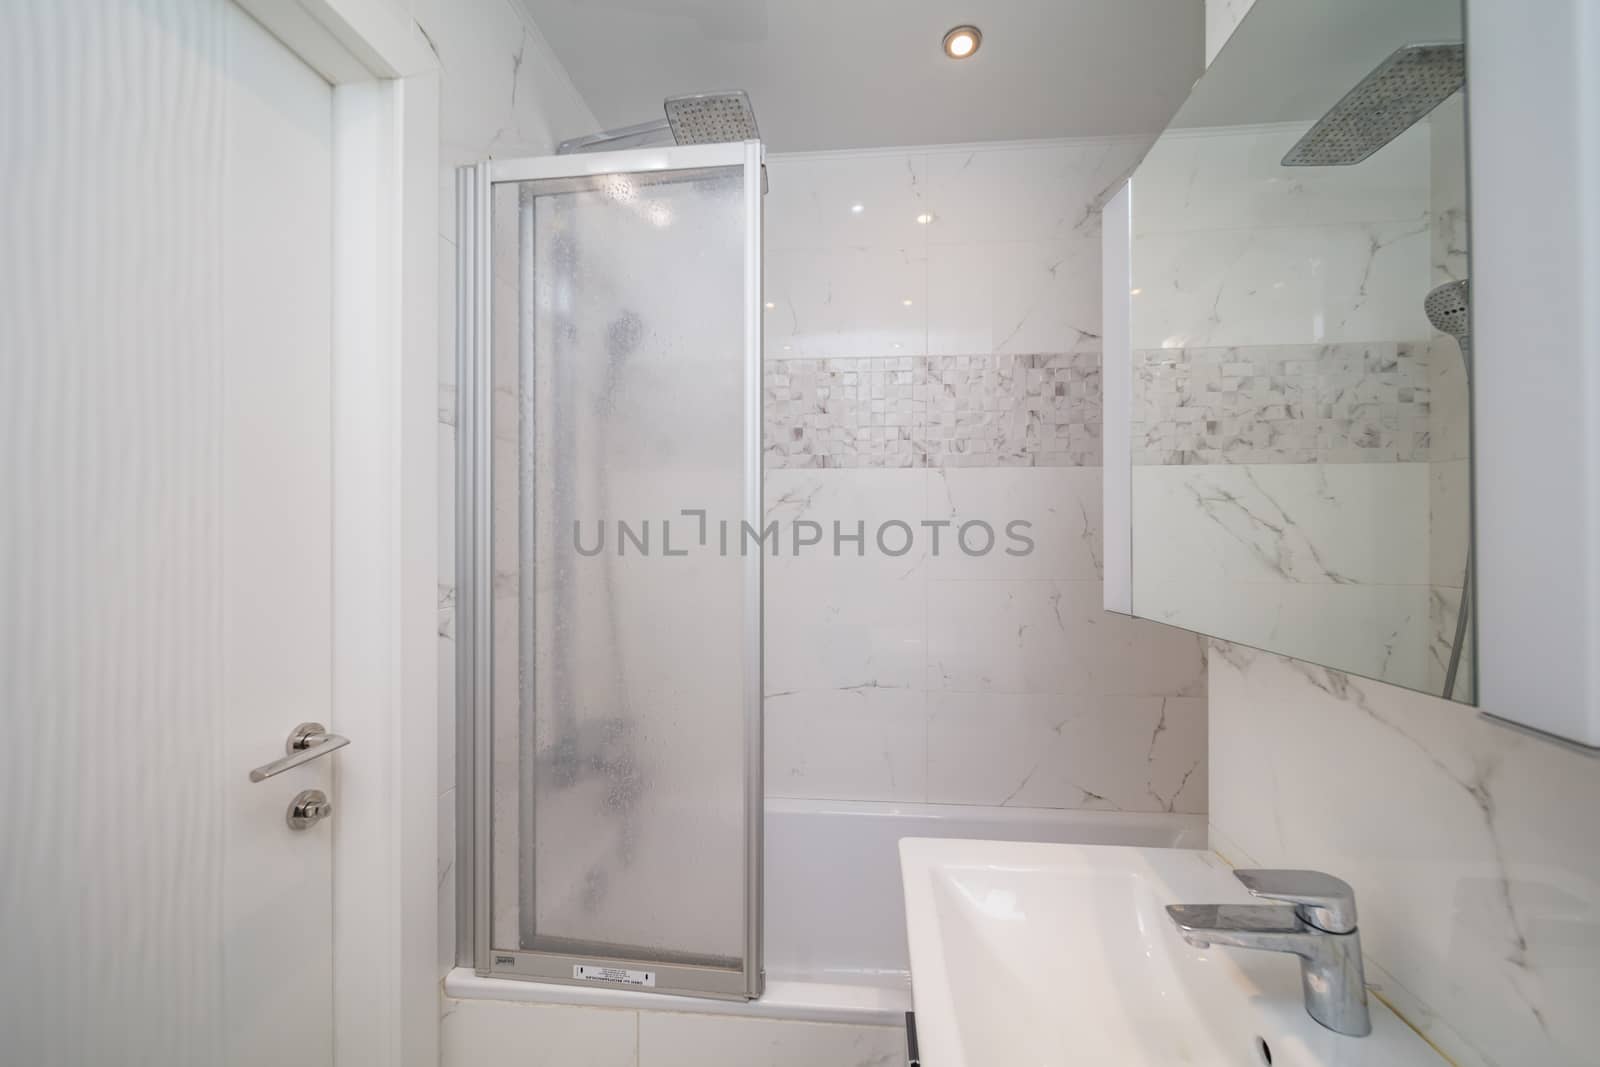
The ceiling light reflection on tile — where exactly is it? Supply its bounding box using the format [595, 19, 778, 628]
[916, 212, 936, 225]
[850, 203, 865, 214]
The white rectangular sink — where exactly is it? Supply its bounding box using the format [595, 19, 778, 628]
[899, 839, 1441, 1066]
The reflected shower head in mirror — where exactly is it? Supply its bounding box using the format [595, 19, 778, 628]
[1427, 277, 1474, 702]
[1283, 43, 1464, 166]
[1425, 279, 1471, 376]
[663, 90, 761, 145]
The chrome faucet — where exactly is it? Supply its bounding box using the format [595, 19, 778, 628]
[1167, 869, 1371, 1037]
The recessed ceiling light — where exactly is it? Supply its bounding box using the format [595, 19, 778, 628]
[916, 212, 936, 225]
[943, 25, 981, 60]
[850, 203, 865, 214]
[902, 299, 914, 307]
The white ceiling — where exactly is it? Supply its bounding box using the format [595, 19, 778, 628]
[516, 0, 1206, 152]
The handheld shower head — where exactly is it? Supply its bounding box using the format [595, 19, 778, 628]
[1426, 278, 1472, 380]
[1425, 279, 1470, 338]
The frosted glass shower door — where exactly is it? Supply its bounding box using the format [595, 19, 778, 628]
[460, 143, 763, 1000]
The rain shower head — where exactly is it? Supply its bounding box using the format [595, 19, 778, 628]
[1425, 279, 1470, 339]
[557, 91, 761, 155]
[1283, 43, 1464, 167]
[663, 91, 760, 145]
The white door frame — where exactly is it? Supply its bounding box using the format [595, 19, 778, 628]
[234, 3, 439, 1064]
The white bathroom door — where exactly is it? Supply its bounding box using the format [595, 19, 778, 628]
[219, 4, 337, 1065]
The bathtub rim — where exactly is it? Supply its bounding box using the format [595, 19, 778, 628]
[763, 796, 1209, 842]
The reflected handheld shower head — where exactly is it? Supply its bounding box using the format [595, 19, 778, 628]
[1425, 279, 1470, 339]
[1425, 276, 1474, 703]
[1425, 279, 1471, 379]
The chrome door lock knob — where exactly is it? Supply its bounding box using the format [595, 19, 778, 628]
[287, 788, 333, 830]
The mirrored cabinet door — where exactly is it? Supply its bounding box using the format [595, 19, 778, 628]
[1115, 0, 1474, 703]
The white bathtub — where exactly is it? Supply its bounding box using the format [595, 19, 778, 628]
[444, 799, 1205, 1026]
[764, 798, 1206, 986]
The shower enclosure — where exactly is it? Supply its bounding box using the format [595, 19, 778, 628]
[456, 142, 764, 999]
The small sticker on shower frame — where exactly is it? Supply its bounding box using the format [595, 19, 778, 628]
[573, 964, 656, 987]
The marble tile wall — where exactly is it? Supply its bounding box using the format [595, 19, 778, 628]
[765, 467, 1209, 812]
[1131, 122, 1433, 351]
[1131, 341, 1432, 465]
[764, 351, 1102, 468]
[1132, 463, 1433, 692]
[765, 140, 1147, 360]
[1209, 646, 1600, 1067]
[764, 140, 1209, 814]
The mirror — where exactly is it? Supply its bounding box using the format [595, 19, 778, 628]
[1126, 0, 1472, 701]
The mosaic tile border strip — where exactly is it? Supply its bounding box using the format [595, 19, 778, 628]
[1130, 342, 1432, 465]
[764, 352, 1102, 469]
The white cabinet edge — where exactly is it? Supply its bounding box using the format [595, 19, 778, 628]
[1469, 0, 1600, 748]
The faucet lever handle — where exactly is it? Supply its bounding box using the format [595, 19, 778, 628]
[1234, 869, 1358, 933]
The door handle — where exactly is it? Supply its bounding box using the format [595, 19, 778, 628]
[249, 722, 350, 782]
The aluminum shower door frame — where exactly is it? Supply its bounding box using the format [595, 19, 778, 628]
[456, 141, 766, 1001]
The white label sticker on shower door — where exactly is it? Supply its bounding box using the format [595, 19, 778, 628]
[574, 964, 656, 987]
